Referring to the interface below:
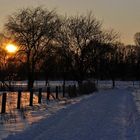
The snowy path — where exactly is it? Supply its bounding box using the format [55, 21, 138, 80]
[4, 88, 140, 140]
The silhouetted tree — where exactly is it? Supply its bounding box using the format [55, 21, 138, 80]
[54, 16, 73, 88]
[56, 13, 102, 85]
[0, 34, 19, 90]
[96, 29, 120, 87]
[133, 32, 140, 81]
[5, 7, 60, 89]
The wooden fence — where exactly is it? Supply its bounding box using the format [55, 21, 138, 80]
[0, 85, 77, 114]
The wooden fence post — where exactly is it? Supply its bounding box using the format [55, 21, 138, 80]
[1, 92, 7, 113]
[47, 87, 50, 101]
[73, 85, 77, 97]
[56, 86, 58, 99]
[62, 84, 65, 97]
[38, 88, 42, 104]
[29, 89, 33, 106]
[58, 86, 61, 92]
[68, 85, 71, 97]
[17, 90, 22, 109]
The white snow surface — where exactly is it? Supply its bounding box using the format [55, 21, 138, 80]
[4, 87, 140, 140]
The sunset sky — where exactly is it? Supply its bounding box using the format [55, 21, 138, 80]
[0, 0, 140, 45]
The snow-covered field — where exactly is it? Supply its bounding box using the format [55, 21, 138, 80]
[1, 81, 140, 140]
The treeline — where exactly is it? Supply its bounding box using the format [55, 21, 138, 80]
[0, 7, 140, 89]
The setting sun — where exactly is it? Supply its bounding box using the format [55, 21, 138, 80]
[6, 44, 18, 53]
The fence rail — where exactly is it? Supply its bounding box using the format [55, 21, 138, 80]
[1, 80, 138, 114]
[0, 84, 77, 114]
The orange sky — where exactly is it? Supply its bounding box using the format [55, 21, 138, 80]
[0, 0, 140, 45]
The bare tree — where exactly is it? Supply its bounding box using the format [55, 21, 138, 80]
[0, 34, 18, 90]
[97, 29, 120, 87]
[5, 7, 60, 89]
[54, 16, 73, 89]
[57, 13, 102, 85]
[134, 32, 140, 46]
[134, 32, 140, 82]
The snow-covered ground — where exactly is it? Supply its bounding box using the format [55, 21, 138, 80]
[0, 91, 90, 140]
[3, 87, 140, 139]
[1, 81, 140, 140]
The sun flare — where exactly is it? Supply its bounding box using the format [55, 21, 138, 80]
[6, 44, 18, 53]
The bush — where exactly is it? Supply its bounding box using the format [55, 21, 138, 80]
[67, 85, 77, 98]
[78, 81, 97, 95]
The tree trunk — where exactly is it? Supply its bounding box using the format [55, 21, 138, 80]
[112, 78, 115, 88]
[78, 80, 83, 87]
[28, 73, 34, 90]
[27, 65, 35, 90]
[27, 53, 35, 90]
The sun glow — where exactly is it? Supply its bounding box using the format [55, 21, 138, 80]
[6, 44, 18, 53]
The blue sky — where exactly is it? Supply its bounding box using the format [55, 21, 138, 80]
[0, 0, 140, 45]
